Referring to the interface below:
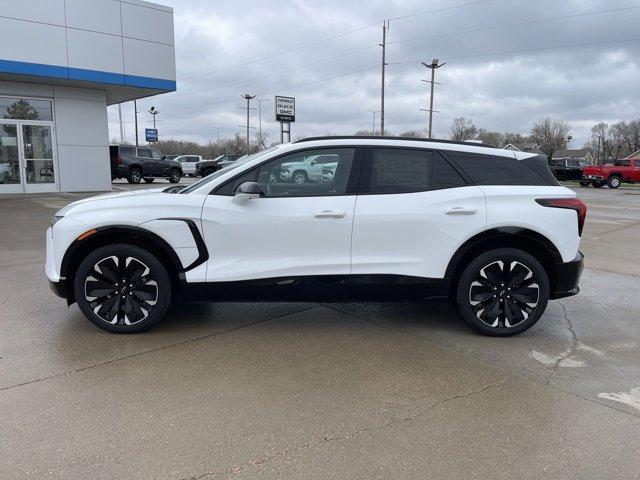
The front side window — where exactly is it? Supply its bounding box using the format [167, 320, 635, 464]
[614, 160, 630, 166]
[365, 148, 466, 194]
[215, 148, 356, 197]
[151, 150, 164, 160]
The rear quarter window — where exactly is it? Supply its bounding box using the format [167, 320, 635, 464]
[446, 151, 557, 186]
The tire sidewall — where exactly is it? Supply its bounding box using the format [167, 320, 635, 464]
[293, 171, 307, 184]
[169, 169, 180, 183]
[608, 176, 621, 189]
[128, 168, 142, 184]
[73, 244, 171, 333]
[456, 248, 550, 336]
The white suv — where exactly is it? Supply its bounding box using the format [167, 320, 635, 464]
[46, 137, 585, 336]
[279, 153, 339, 184]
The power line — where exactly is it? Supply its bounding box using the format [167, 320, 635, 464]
[180, 0, 494, 81]
[389, 37, 640, 65]
[388, 5, 640, 46]
[176, 44, 379, 98]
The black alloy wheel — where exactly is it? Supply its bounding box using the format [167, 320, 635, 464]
[74, 244, 171, 333]
[169, 169, 181, 183]
[456, 248, 549, 336]
[128, 168, 142, 184]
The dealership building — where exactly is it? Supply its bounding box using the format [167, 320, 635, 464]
[0, 0, 176, 194]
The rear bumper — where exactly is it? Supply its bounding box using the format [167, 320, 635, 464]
[551, 251, 584, 299]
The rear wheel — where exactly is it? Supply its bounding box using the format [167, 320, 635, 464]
[455, 248, 550, 336]
[293, 171, 308, 184]
[74, 244, 171, 333]
[169, 169, 181, 183]
[143, 178, 155, 183]
[579, 180, 591, 187]
[592, 180, 605, 188]
[127, 168, 142, 184]
[607, 175, 621, 189]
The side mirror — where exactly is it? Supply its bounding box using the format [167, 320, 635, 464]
[232, 181, 262, 205]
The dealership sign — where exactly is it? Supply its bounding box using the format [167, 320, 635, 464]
[275, 96, 295, 123]
[145, 128, 158, 142]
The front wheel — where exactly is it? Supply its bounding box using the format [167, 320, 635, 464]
[607, 176, 621, 189]
[579, 180, 591, 187]
[74, 244, 171, 333]
[169, 169, 181, 183]
[455, 248, 550, 336]
[292, 171, 308, 184]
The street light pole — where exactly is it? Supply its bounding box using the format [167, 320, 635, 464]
[256, 98, 269, 141]
[241, 94, 256, 154]
[213, 126, 222, 144]
[133, 100, 139, 146]
[421, 59, 445, 139]
[148, 106, 159, 144]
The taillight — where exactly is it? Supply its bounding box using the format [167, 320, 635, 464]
[115, 155, 122, 165]
[536, 198, 587, 236]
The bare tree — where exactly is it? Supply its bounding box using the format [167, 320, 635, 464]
[450, 117, 477, 141]
[398, 129, 425, 138]
[476, 129, 505, 147]
[530, 117, 570, 160]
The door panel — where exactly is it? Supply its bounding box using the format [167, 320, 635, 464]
[351, 186, 486, 279]
[201, 194, 356, 286]
[0, 122, 21, 193]
[22, 124, 55, 191]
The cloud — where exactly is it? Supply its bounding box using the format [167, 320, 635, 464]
[108, 0, 640, 148]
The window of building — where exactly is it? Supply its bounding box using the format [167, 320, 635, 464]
[0, 97, 53, 121]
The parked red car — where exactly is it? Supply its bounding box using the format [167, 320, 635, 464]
[581, 157, 640, 188]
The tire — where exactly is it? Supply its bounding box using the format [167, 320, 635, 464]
[144, 178, 155, 183]
[169, 169, 181, 183]
[73, 244, 171, 333]
[455, 248, 550, 336]
[188, 173, 197, 178]
[607, 175, 621, 189]
[127, 168, 142, 184]
[592, 180, 605, 188]
[579, 180, 591, 187]
[292, 171, 308, 184]
[202, 168, 214, 177]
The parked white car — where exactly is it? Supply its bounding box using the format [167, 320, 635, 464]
[279, 153, 339, 184]
[46, 136, 585, 336]
[172, 155, 202, 176]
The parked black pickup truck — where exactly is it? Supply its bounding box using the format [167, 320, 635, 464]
[110, 145, 183, 184]
[195, 154, 243, 177]
[548, 158, 585, 181]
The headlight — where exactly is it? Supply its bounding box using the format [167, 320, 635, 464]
[51, 215, 63, 228]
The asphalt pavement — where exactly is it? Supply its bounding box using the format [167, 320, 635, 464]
[1, 182, 639, 479]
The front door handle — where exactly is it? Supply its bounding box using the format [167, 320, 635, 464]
[314, 209, 345, 218]
[445, 207, 477, 215]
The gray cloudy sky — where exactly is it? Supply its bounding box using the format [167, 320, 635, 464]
[107, 0, 640, 147]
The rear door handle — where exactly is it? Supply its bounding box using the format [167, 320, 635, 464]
[445, 207, 477, 215]
[314, 209, 345, 218]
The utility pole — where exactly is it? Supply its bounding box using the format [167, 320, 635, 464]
[133, 100, 139, 146]
[256, 98, 270, 142]
[213, 126, 222, 144]
[421, 59, 445, 139]
[379, 20, 389, 136]
[118, 103, 124, 143]
[241, 94, 256, 154]
[368, 109, 380, 134]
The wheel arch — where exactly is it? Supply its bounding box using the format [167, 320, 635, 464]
[60, 225, 184, 305]
[445, 227, 562, 296]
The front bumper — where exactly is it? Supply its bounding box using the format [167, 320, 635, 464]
[551, 251, 584, 299]
[582, 174, 604, 181]
[49, 279, 67, 299]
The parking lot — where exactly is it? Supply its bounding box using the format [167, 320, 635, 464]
[2, 182, 640, 479]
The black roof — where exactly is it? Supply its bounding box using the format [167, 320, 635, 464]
[293, 135, 497, 149]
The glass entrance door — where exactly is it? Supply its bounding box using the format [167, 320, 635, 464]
[0, 121, 22, 194]
[21, 123, 56, 193]
[0, 120, 57, 194]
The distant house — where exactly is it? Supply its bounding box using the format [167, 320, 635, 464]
[552, 148, 593, 165]
[503, 143, 546, 155]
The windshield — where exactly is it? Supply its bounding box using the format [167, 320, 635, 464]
[179, 147, 279, 194]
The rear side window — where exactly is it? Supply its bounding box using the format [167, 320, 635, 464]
[446, 151, 556, 186]
[364, 148, 466, 194]
[137, 149, 152, 158]
[120, 146, 135, 156]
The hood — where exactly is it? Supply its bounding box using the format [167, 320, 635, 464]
[56, 188, 165, 216]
